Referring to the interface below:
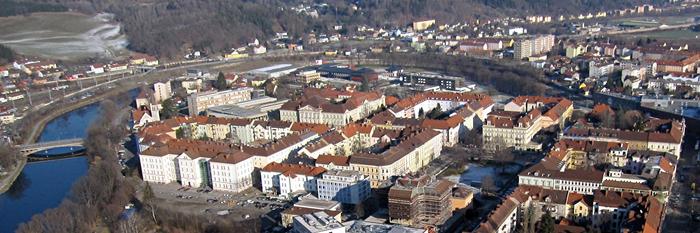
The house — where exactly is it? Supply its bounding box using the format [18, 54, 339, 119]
[253, 46, 267, 55]
[90, 64, 105, 74]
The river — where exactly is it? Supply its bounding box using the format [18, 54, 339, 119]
[0, 89, 137, 233]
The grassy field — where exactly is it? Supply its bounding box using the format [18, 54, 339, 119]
[0, 12, 129, 61]
[612, 15, 694, 28]
[626, 29, 700, 40]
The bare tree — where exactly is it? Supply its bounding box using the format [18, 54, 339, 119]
[0, 142, 20, 172]
[481, 175, 497, 194]
[143, 182, 158, 223]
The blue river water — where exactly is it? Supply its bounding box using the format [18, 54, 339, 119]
[0, 88, 138, 233]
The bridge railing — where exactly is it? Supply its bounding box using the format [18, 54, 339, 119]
[18, 138, 84, 150]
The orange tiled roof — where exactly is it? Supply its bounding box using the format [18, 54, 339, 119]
[261, 162, 326, 177]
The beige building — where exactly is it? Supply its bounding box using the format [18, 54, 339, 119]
[280, 88, 385, 126]
[483, 96, 573, 151]
[349, 129, 442, 187]
[412, 19, 436, 31]
[562, 118, 685, 156]
[187, 87, 253, 116]
[514, 35, 555, 60]
[153, 80, 172, 103]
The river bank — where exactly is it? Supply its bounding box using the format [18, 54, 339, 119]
[0, 81, 137, 194]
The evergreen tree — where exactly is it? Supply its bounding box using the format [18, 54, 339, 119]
[538, 211, 555, 233]
[214, 72, 227, 90]
[160, 98, 177, 119]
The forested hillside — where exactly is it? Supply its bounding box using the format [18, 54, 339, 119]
[8, 0, 666, 57]
[0, 0, 67, 17]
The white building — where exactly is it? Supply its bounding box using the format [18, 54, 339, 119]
[260, 162, 326, 198]
[589, 61, 615, 78]
[209, 151, 255, 193]
[247, 64, 298, 79]
[317, 169, 371, 204]
[518, 159, 604, 195]
[139, 140, 255, 192]
[153, 80, 173, 103]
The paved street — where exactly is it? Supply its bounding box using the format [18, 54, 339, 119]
[662, 133, 700, 233]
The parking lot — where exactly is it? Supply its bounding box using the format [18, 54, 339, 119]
[150, 183, 293, 226]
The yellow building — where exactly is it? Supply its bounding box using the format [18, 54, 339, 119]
[412, 19, 436, 31]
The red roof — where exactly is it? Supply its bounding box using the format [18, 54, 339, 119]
[261, 162, 326, 177]
[315, 154, 350, 166]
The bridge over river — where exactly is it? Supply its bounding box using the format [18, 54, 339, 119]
[17, 138, 84, 156]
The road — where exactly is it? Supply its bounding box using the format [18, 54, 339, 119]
[662, 133, 700, 233]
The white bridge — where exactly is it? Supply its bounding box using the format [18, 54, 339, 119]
[18, 138, 84, 156]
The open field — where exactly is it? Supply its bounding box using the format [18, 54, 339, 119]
[623, 28, 700, 40]
[0, 12, 129, 60]
[611, 15, 695, 27]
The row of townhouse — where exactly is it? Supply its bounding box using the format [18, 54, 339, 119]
[561, 118, 685, 156]
[482, 96, 573, 151]
[280, 88, 386, 126]
[475, 184, 665, 233]
[520, 149, 676, 197]
[302, 126, 445, 188]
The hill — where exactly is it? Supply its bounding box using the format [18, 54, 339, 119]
[6, 0, 666, 58]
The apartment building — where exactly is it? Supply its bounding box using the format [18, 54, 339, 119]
[153, 80, 173, 103]
[398, 72, 463, 90]
[589, 61, 615, 78]
[371, 91, 493, 147]
[317, 169, 371, 204]
[280, 88, 385, 126]
[209, 151, 255, 192]
[478, 185, 664, 233]
[139, 139, 255, 192]
[518, 158, 604, 195]
[562, 118, 685, 156]
[483, 96, 573, 151]
[514, 35, 555, 60]
[187, 87, 253, 116]
[260, 162, 326, 197]
[243, 132, 320, 169]
[388, 176, 454, 229]
[474, 196, 519, 233]
[349, 129, 443, 187]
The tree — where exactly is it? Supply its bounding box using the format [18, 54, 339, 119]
[214, 72, 227, 91]
[175, 127, 185, 139]
[143, 182, 158, 223]
[160, 98, 177, 119]
[427, 103, 443, 119]
[360, 75, 370, 92]
[481, 175, 497, 194]
[520, 203, 536, 233]
[0, 44, 15, 64]
[537, 211, 555, 233]
[0, 142, 20, 172]
[616, 109, 642, 130]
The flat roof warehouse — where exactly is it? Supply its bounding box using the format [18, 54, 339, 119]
[248, 64, 299, 78]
